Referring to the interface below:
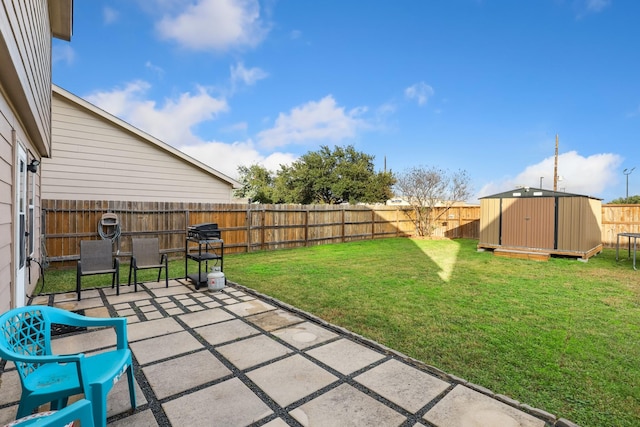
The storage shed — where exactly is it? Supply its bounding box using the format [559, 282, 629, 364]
[478, 188, 602, 260]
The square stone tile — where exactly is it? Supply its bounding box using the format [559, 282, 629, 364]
[262, 418, 290, 427]
[134, 300, 152, 306]
[290, 383, 406, 426]
[247, 355, 338, 407]
[162, 378, 272, 425]
[0, 405, 17, 426]
[217, 335, 292, 370]
[107, 374, 147, 418]
[181, 298, 198, 306]
[205, 301, 221, 308]
[165, 307, 184, 316]
[106, 292, 151, 305]
[107, 409, 158, 427]
[144, 311, 164, 320]
[84, 307, 110, 318]
[306, 339, 385, 375]
[189, 305, 205, 312]
[355, 359, 450, 413]
[225, 300, 276, 317]
[127, 317, 184, 341]
[0, 370, 20, 405]
[179, 308, 234, 328]
[117, 308, 135, 317]
[52, 328, 117, 354]
[272, 322, 338, 349]
[245, 309, 304, 332]
[196, 319, 260, 346]
[54, 296, 104, 312]
[130, 331, 203, 364]
[140, 305, 157, 313]
[155, 297, 171, 303]
[143, 350, 232, 399]
[160, 302, 177, 309]
[149, 286, 190, 297]
[424, 385, 545, 427]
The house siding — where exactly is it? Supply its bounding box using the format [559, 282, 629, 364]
[0, 0, 52, 154]
[44, 93, 235, 202]
[0, 0, 64, 310]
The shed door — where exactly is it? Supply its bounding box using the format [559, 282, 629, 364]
[501, 198, 555, 249]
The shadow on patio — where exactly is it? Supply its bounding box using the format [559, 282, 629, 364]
[0, 280, 555, 426]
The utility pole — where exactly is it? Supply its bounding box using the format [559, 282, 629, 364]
[553, 134, 558, 191]
[624, 167, 635, 199]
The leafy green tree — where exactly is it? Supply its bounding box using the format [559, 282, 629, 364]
[609, 195, 640, 204]
[233, 164, 275, 203]
[284, 145, 395, 204]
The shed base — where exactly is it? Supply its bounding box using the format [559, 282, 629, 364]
[477, 243, 603, 261]
[494, 249, 550, 262]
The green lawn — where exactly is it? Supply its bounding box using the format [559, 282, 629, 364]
[39, 238, 639, 426]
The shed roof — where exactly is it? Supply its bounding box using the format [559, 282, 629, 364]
[480, 188, 602, 200]
[52, 84, 241, 188]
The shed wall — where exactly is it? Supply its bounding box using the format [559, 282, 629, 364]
[44, 95, 234, 202]
[479, 198, 501, 245]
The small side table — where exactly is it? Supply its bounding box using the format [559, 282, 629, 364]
[616, 232, 640, 270]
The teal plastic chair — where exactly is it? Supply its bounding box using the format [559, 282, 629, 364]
[4, 398, 94, 426]
[0, 306, 136, 427]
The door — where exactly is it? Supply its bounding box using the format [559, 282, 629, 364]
[501, 197, 555, 249]
[15, 145, 27, 307]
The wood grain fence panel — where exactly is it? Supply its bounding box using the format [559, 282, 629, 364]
[41, 200, 640, 265]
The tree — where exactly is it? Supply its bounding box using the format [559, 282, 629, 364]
[279, 145, 395, 204]
[233, 164, 275, 203]
[609, 195, 640, 204]
[394, 166, 472, 237]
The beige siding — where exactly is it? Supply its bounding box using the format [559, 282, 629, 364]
[0, 0, 52, 155]
[479, 198, 500, 245]
[0, 0, 54, 310]
[44, 94, 235, 202]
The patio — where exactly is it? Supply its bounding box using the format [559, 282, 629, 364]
[0, 279, 567, 426]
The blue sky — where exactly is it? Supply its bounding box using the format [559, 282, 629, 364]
[53, 0, 639, 202]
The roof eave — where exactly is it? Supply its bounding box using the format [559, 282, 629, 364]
[49, 0, 73, 41]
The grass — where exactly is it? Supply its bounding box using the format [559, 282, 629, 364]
[39, 238, 639, 426]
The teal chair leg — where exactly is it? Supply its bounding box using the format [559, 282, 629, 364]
[127, 365, 137, 409]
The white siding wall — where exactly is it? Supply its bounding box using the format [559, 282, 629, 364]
[44, 94, 234, 202]
[0, 0, 52, 311]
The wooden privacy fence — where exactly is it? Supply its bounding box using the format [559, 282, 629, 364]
[41, 200, 480, 267]
[41, 200, 639, 267]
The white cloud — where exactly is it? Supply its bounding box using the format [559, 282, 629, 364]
[405, 82, 434, 106]
[86, 81, 228, 145]
[103, 7, 119, 25]
[155, 0, 269, 51]
[84, 81, 298, 180]
[477, 151, 623, 199]
[230, 62, 268, 88]
[179, 140, 297, 179]
[52, 44, 75, 65]
[257, 95, 367, 148]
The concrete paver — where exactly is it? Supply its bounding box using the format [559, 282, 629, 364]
[143, 350, 231, 399]
[305, 338, 385, 375]
[217, 334, 293, 370]
[247, 354, 338, 407]
[354, 358, 450, 413]
[0, 280, 568, 427]
[162, 378, 273, 426]
[271, 321, 338, 349]
[195, 318, 260, 345]
[129, 330, 203, 364]
[290, 383, 406, 426]
[424, 385, 546, 427]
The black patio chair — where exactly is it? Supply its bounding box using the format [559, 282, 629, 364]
[128, 237, 168, 291]
[76, 239, 119, 301]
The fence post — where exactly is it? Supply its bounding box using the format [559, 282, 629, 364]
[305, 206, 309, 247]
[246, 203, 252, 253]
